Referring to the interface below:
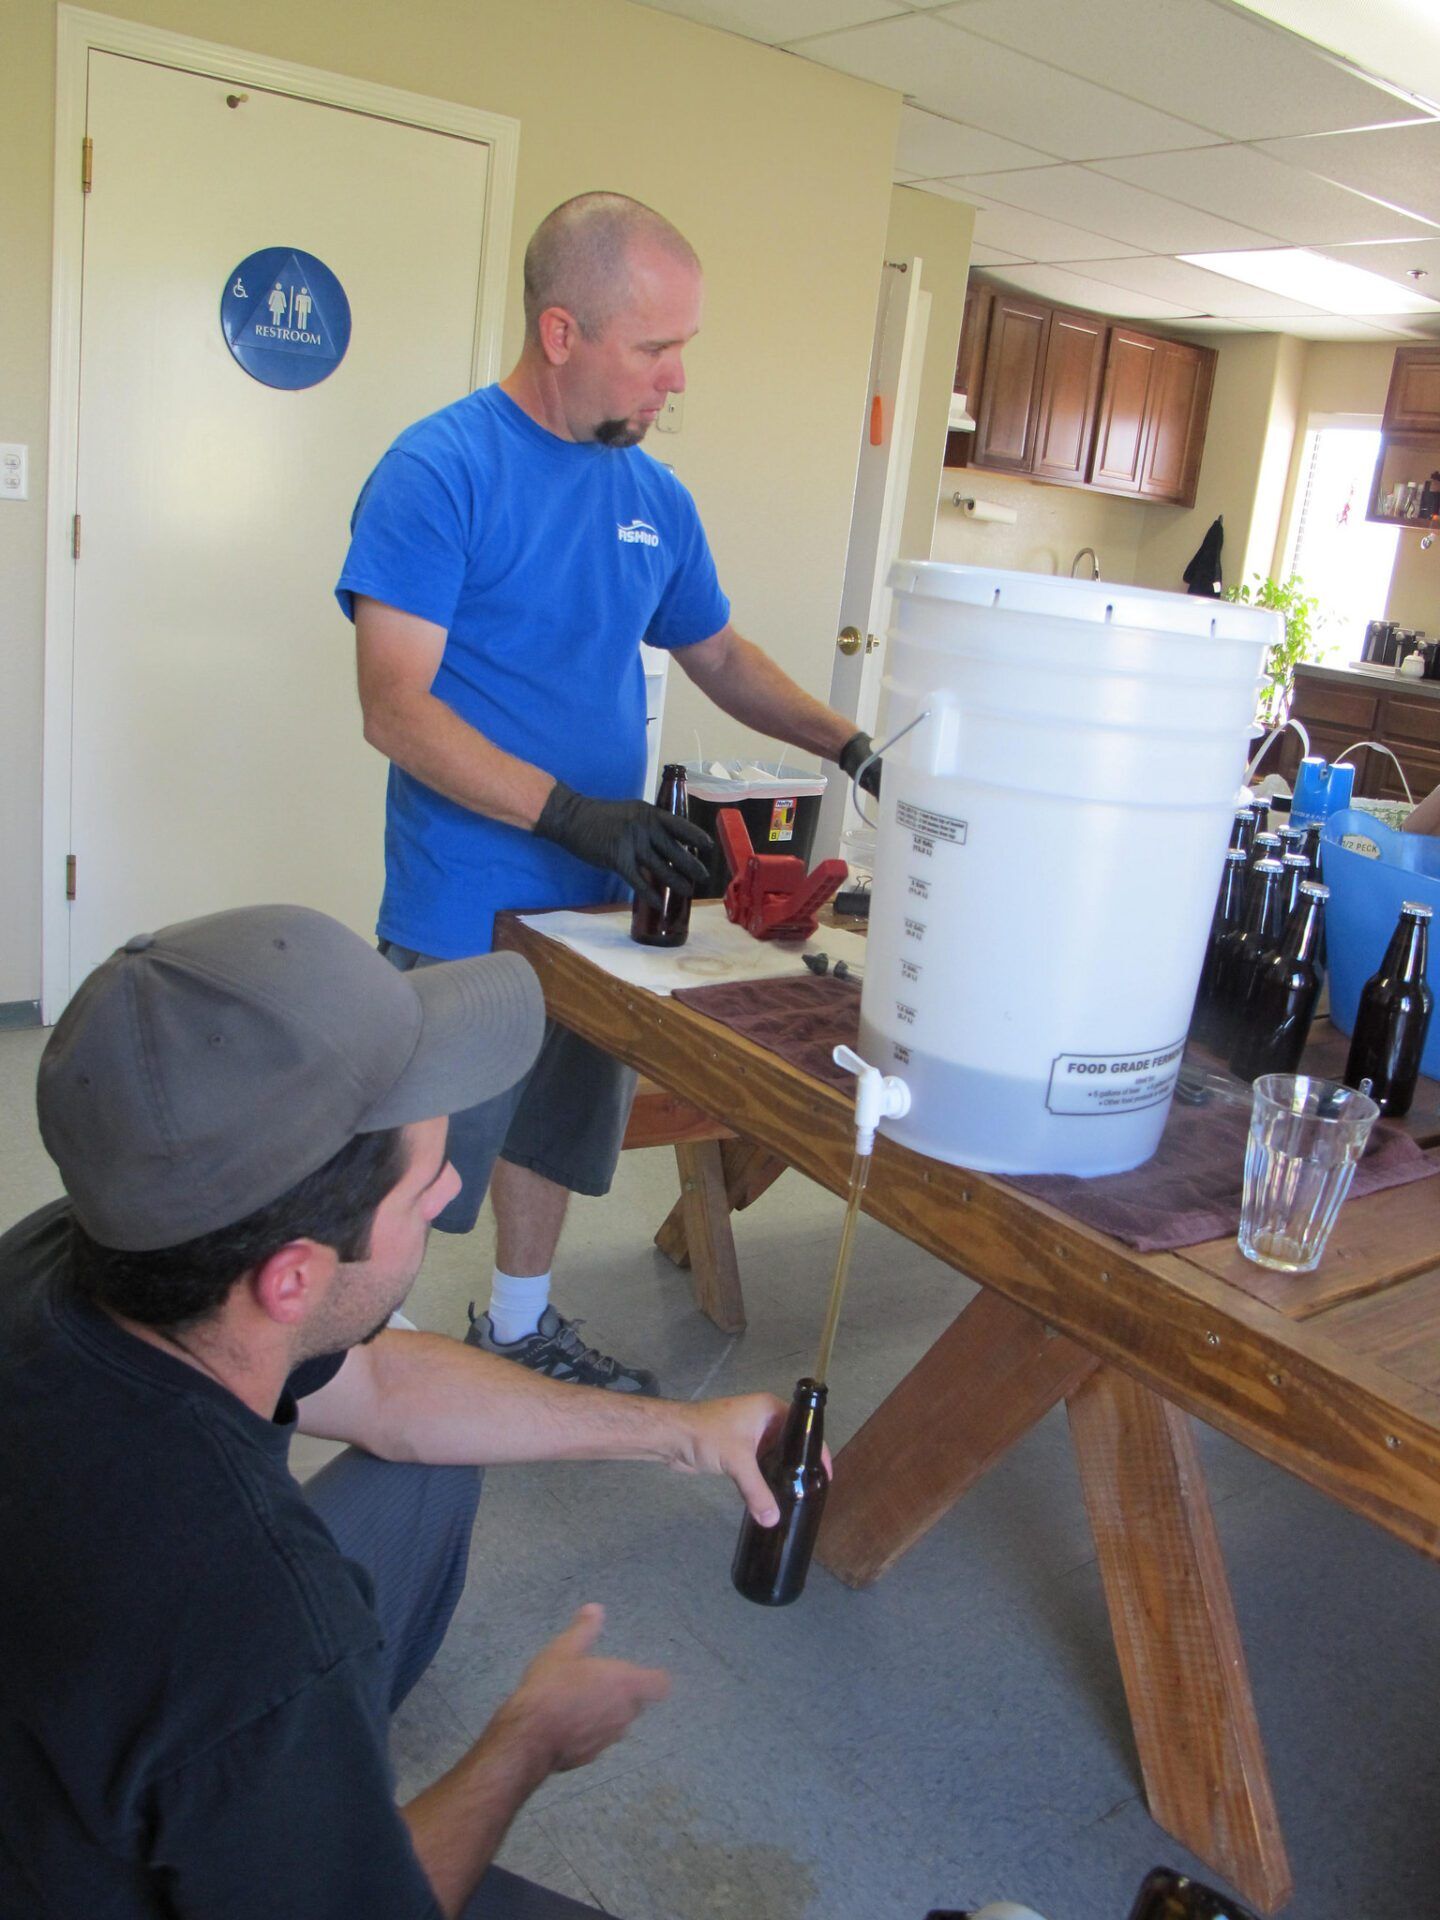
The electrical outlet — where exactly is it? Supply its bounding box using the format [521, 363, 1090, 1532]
[0, 444, 28, 501]
[656, 393, 683, 434]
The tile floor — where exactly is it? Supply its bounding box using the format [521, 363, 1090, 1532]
[3, 1021, 1435, 1918]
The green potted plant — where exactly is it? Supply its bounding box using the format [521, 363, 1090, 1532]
[1224, 573, 1322, 727]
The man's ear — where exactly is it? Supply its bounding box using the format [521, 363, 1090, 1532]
[248, 1241, 340, 1329]
[536, 304, 580, 366]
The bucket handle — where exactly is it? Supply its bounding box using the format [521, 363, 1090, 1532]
[846, 706, 935, 830]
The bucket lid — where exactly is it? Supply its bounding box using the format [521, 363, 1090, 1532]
[888, 559, 1279, 648]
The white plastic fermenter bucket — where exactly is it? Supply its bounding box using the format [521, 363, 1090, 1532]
[859, 563, 1277, 1176]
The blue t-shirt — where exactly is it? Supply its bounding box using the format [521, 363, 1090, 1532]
[336, 386, 731, 957]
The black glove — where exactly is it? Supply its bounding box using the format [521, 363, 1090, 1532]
[535, 781, 714, 910]
[838, 730, 882, 799]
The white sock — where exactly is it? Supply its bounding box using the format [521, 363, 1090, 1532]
[487, 1268, 552, 1344]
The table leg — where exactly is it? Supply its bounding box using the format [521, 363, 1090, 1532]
[818, 1287, 1097, 1589]
[670, 1141, 747, 1334]
[1066, 1366, 1293, 1914]
[654, 1139, 787, 1270]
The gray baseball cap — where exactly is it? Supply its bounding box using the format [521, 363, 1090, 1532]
[37, 904, 546, 1251]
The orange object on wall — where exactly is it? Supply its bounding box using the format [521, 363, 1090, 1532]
[869, 393, 884, 446]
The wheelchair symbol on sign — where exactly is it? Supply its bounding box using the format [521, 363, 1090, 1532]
[231, 275, 248, 299]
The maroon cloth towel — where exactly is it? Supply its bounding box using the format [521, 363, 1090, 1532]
[670, 975, 1440, 1253]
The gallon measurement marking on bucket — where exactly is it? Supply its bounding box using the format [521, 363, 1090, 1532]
[1045, 1040, 1186, 1117]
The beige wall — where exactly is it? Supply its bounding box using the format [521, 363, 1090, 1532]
[931, 468, 1147, 582]
[0, 0, 901, 1003]
[884, 185, 974, 563]
[1131, 332, 1302, 597]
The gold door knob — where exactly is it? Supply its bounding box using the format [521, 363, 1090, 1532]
[837, 626, 863, 656]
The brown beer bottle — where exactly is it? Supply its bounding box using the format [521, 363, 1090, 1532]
[1278, 851, 1311, 924]
[1344, 900, 1434, 1116]
[1190, 848, 1248, 1048]
[1228, 807, 1255, 860]
[629, 762, 693, 948]
[1229, 882, 1327, 1082]
[732, 1378, 828, 1606]
[1126, 1867, 1259, 1919]
[1212, 858, 1285, 1052]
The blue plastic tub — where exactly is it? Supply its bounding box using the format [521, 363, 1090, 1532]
[1321, 808, 1440, 1076]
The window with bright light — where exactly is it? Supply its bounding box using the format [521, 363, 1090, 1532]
[1282, 426, 1399, 665]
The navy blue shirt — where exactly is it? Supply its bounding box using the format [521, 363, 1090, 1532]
[0, 1200, 442, 1919]
[337, 385, 731, 957]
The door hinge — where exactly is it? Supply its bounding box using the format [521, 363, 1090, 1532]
[72, 514, 82, 559]
[65, 856, 77, 902]
[81, 137, 93, 194]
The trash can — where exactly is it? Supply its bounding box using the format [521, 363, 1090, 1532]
[684, 761, 828, 898]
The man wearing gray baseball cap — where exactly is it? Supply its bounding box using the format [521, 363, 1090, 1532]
[0, 904, 794, 1920]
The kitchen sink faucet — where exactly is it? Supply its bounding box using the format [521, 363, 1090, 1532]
[1071, 547, 1101, 580]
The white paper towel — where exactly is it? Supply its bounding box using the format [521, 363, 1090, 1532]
[957, 494, 1018, 525]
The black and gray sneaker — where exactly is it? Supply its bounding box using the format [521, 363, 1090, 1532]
[465, 1303, 660, 1396]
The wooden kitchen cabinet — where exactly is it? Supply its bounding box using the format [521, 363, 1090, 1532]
[971, 292, 1051, 473]
[1090, 331, 1213, 506]
[1366, 345, 1440, 525]
[1383, 346, 1440, 434]
[953, 277, 1214, 507]
[1031, 306, 1107, 484]
[1264, 667, 1440, 804]
[972, 294, 1107, 486]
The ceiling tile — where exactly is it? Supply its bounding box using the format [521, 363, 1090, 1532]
[1257, 314, 1417, 340]
[1256, 123, 1440, 229]
[928, 187, 1144, 261]
[1054, 254, 1328, 318]
[983, 262, 1197, 319]
[954, 164, 1280, 253]
[796, 13, 1224, 158]
[895, 107, 1057, 179]
[933, 0, 1429, 142]
[1093, 145, 1436, 247]
[633, 0, 904, 42]
[1314, 238, 1440, 297]
[967, 244, 1030, 267]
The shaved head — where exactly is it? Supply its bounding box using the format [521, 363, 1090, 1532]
[523, 193, 700, 344]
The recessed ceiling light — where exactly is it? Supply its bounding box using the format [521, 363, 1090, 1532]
[1179, 248, 1440, 316]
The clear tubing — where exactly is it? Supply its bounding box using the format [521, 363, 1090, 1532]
[813, 1148, 872, 1384]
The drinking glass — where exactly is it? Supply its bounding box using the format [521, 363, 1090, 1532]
[1237, 1074, 1379, 1273]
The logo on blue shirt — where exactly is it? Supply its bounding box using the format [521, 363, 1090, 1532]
[617, 519, 660, 547]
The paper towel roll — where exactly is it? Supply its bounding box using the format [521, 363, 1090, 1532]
[953, 493, 1018, 525]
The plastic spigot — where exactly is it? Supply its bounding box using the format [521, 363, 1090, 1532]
[832, 1044, 911, 1155]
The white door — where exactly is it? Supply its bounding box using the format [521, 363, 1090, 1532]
[816, 256, 929, 863]
[61, 50, 495, 1001]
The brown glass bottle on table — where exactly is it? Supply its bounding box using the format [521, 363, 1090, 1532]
[1229, 882, 1327, 1082]
[1190, 849, 1249, 1048]
[629, 762, 693, 947]
[1248, 831, 1281, 880]
[1344, 900, 1434, 1116]
[1126, 1867, 1259, 1919]
[1278, 850, 1311, 923]
[1212, 858, 1286, 1052]
[732, 1378, 828, 1606]
[1228, 807, 1255, 860]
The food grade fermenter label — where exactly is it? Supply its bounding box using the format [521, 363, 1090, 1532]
[896, 800, 967, 853]
[1045, 1039, 1186, 1117]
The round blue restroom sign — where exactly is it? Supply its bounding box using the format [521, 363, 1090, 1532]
[221, 248, 351, 390]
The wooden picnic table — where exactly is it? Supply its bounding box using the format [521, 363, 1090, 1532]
[496, 905, 1440, 1914]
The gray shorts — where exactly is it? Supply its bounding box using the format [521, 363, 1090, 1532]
[380, 941, 637, 1235]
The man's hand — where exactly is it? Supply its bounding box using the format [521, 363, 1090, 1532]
[493, 1604, 671, 1772]
[839, 730, 882, 799]
[668, 1391, 833, 1525]
[534, 781, 713, 908]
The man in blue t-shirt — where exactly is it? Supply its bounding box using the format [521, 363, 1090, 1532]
[338, 192, 880, 1394]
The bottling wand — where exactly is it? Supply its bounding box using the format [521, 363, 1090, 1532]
[815, 1047, 911, 1383]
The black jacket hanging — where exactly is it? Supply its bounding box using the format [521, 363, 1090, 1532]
[1183, 514, 1224, 597]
